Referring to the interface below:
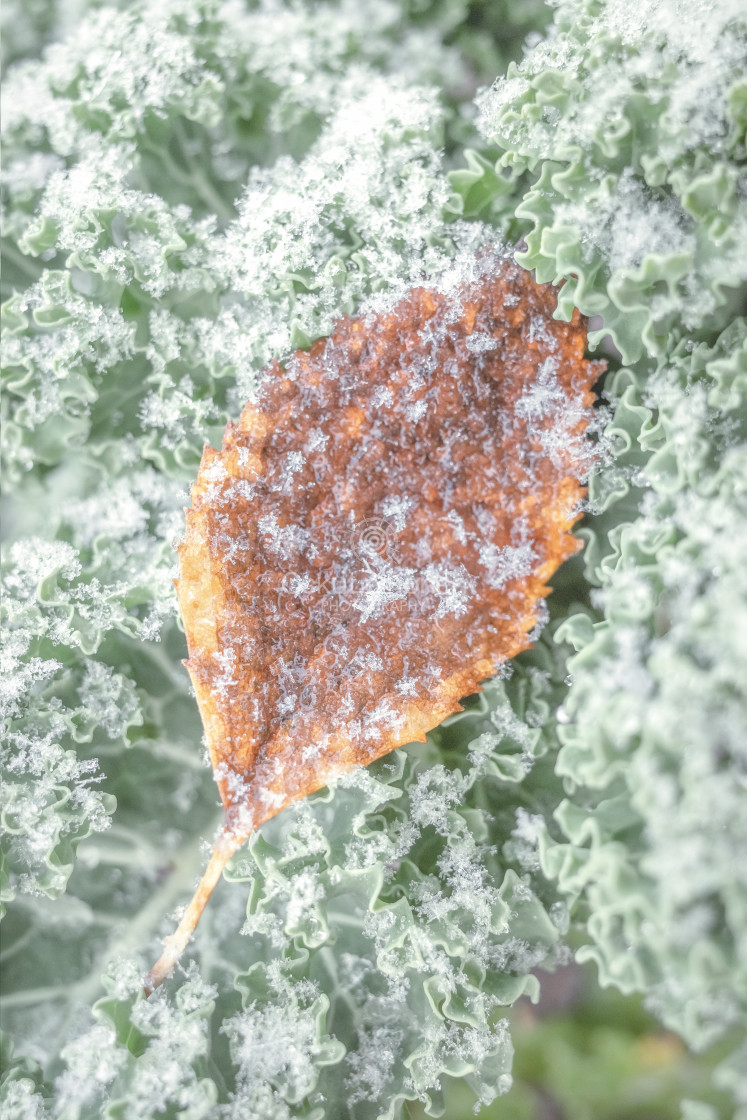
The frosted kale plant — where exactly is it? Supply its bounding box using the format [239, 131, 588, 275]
[1, 0, 745, 1118]
[471, 0, 747, 1114]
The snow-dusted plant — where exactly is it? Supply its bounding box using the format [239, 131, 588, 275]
[1, 0, 745, 1118]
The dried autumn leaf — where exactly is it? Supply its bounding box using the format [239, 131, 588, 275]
[145, 249, 603, 992]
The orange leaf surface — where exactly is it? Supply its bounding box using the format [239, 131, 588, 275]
[145, 249, 603, 992]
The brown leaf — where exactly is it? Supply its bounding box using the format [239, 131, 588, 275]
[145, 249, 603, 992]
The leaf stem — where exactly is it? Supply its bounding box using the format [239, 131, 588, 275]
[143, 824, 242, 995]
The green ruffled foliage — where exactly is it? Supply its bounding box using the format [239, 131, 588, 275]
[2, 0, 745, 1116]
[472, 0, 747, 364]
[1, 639, 573, 1117]
[446, 0, 747, 1113]
[413, 970, 734, 1120]
[540, 322, 747, 1112]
